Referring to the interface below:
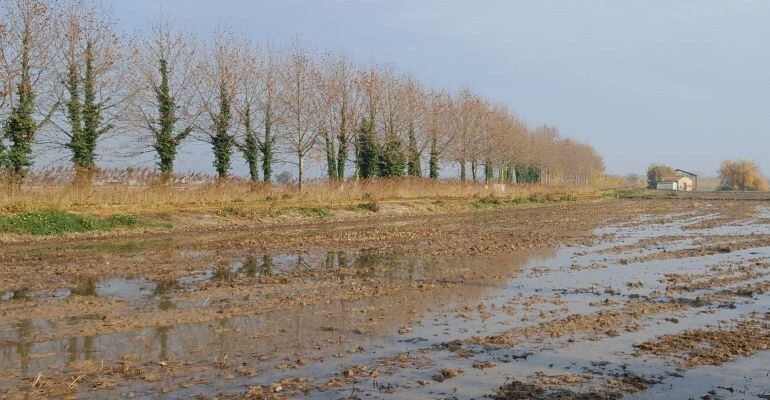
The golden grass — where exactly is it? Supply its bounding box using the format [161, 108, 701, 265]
[0, 167, 621, 214]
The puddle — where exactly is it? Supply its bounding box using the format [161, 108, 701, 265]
[2, 206, 770, 398]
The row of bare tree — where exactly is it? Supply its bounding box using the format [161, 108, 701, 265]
[0, 0, 604, 187]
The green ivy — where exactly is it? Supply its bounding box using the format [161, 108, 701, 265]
[379, 124, 405, 177]
[153, 58, 192, 175]
[66, 41, 111, 180]
[356, 117, 379, 179]
[4, 32, 37, 181]
[211, 80, 233, 178]
[238, 104, 259, 181]
[406, 123, 421, 177]
[429, 136, 439, 179]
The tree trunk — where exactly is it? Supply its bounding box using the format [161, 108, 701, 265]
[298, 153, 304, 191]
[429, 136, 439, 179]
[337, 134, 348, 181]
[324, 131, 337, 180]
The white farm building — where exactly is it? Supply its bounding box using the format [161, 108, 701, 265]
[656, 176, 694, 191]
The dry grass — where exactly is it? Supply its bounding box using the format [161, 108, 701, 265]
[0, 167, 619, 214]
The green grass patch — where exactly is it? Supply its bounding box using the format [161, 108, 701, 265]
[218, 205, 253, 218]
[614, 187, 650, 198]
[0, 211, 168, 236]
[298, 207, 334, 218]
[356, 201, 380, 212]
[470, 197, 503, 209]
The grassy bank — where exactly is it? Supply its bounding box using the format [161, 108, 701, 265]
[0, 211, 168, 236]
[0, 175, 626, 237]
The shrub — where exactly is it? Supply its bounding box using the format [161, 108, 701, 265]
[718, 160, 768, 191]
[356, 201, 380, 212]
[470, 197, 503, 209]
[298, 207, 334, 218]
[646, 164, 676, 189]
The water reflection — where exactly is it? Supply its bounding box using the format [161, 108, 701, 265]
[14, 320, 33, 374]
[0, 250, 548, 377]
[66, 335, 96, 364]
[155, 326, 171, 361]
[71, 277, 97, 296]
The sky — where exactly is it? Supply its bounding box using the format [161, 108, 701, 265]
[105, 0, 770, 177]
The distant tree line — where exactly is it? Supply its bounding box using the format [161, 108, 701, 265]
[0, 0, 605, 188]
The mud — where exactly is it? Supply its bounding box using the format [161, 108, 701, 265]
[633, 315, 770, 368]
[1, 199, 770, 399]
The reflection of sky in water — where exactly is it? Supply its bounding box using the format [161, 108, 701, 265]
[2, 208, 770, 398]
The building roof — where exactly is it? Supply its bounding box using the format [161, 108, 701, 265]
[675, 169, 697, 177]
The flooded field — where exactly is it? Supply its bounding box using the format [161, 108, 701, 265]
[1, 200, 770, 399]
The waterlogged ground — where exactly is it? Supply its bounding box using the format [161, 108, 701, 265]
[1, 200, 770, 399]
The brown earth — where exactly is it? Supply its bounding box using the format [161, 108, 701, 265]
[1, 198, 768, 399]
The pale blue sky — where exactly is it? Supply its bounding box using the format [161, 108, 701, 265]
[109, 0, 770, 177]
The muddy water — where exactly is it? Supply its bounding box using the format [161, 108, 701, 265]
[2, 204, 770, 399]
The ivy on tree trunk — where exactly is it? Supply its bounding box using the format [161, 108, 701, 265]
[379, 123, 405, 177]
[211, 80, 233, 179]
[356, 118, 379, 179]
[323, 128, 338, 180]
[4, 29, 38, 183]
[484, 159, 493, 181]
[67, 41, 110, 184]
[238, 104, 259, 182]
[406, 122, 421, 177]
[429, 136, 439, 179]
[153, 58, 192, 177]
[260, 102, 274, 183]
[336, 105, 348, 180]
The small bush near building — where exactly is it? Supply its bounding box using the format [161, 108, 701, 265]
[646, 165, 675, 189]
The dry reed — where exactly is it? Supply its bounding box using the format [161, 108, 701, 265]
[0, 167, 619, 213]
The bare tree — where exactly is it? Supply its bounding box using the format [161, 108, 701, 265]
[278, 42, 319, 189]
[377, 67, 407, 177]
[233, 41, 260, 181]
[1, 0, 58, 179]
[0, 3, 606, 185]
[255, 44, 283, 183]
[0, 11, 9, 166]
[317, 50, 361, 180]
[402, 75, 425, 177]
[451, 87, 485, 181]
[195, 30, 242, 179]
[424, 88, 454, 179]
[130, 15, 198, 177]
[0, 14, 11, 114]
[233, 43, 283, 183]
[354, 64, 382, 178]
[48, 0, 128, 182]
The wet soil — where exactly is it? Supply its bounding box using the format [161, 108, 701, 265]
[2, 199, 770, 399]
